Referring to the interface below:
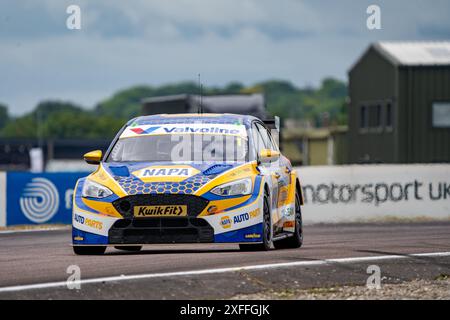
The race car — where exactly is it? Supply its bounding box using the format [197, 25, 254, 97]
[72, 113, 304, 255]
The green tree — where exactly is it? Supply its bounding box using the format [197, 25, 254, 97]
[32, 100, 84, 121]
[1, 77, 349, 140]
[318, 78, 347, 99]
[95, 86, 155, 119]
[223, 82, 244, 94]
[0, 103, 9, 129]
[1, 115, 37, 138]
[0, 100, 122, 139]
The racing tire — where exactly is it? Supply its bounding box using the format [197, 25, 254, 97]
[239, 191, 272, 251]
[273, 190, 303, 249]
[114, 246, 142, 252]
[73, 245, 106, 255]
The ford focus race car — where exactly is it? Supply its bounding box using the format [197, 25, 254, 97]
[72, 114, 303, 255]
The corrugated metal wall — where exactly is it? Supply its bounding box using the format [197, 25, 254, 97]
[349, 46, 450, 164]
[398, 66, 450, 163]
[348, 48, 397, 163]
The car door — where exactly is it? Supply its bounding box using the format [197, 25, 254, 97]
[266, 125, 293, 230]
[253, 122, 285, 230]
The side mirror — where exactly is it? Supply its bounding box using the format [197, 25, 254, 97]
[84, 150, 103, 165]
[259, 149, 280, 164]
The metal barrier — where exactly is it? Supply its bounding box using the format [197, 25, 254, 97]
[1, 164, 449, 227]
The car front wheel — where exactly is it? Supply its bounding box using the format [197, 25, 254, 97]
[239, 191, 272, 251]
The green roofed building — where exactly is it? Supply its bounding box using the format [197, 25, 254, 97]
[348, 41, 450, 164]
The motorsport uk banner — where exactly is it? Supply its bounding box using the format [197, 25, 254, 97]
[298, 164, 450, 223]
[0, 164, 449, 227]
[0, 172, 88, 227]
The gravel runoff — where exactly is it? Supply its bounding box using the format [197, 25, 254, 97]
[231, 278, 450, 300]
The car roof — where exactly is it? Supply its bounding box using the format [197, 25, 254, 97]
[129, 113, 262, 127]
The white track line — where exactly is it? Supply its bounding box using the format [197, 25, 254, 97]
[1, 251, 449, 293]
[0, 227, 69, 235]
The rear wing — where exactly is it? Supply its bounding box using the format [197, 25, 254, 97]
[263, 116, 280, 132]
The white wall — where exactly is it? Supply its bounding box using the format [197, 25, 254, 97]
[0, 172, 6, 227]
[46, 160, 94, 173]
[296, 164, 450, 223]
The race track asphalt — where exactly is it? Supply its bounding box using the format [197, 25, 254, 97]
[0, 222, 449, 299]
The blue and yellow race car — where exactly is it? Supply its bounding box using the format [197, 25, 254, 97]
[72, 114, 303, 254]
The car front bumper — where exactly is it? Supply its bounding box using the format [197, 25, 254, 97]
[72, 178, 265, 245]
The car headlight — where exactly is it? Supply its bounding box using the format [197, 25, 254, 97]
[211, 178, 253, 196]
[82, 179, 113, 199]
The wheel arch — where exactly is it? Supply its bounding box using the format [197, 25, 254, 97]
[263, 182, 270, 197]
[295, 178, 304, 206]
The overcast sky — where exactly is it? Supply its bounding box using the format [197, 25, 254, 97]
[1, 0, 450, 115]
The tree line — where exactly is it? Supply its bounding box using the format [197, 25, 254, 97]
[0, 78, 347, 140]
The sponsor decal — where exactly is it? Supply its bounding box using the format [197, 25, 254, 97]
[130, 126, 160, 135]
[133, 165, 200, 183]
[85, 219, 103, 230]
[245, 233, 261, 239]
[220, 215, 232, 229]
[74, 213, 103, 230]
[20, 178, 59, 223]
[143, 168, 190, 177]
[207, 205, 218, 215]
[249, 208, 260, 218]
[283, 221, 295, 228]
[72, 209, 119, 237]
[73, 236, 84, 241]
[233, 212, 249, 224]
[220, 209, 260, 229]
[162, 126, 240, 135]
[121, 123, 247, 139]
[229, 166, 252, 178]
[74, 213, 84, 224]
[134, 205, 187, 217]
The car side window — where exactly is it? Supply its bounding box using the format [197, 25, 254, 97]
[255, 123, 273, 150]
[251, 123, 266, 155]
[266, 126, 279, 152]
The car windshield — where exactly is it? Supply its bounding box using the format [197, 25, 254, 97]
[108, 134, 248, 163]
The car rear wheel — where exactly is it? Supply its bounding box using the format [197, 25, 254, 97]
[114, 246, 142, 252]
[73, 246, 106, 255]
[274, 190, 303, 249]
[239, 191, 272, 251]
